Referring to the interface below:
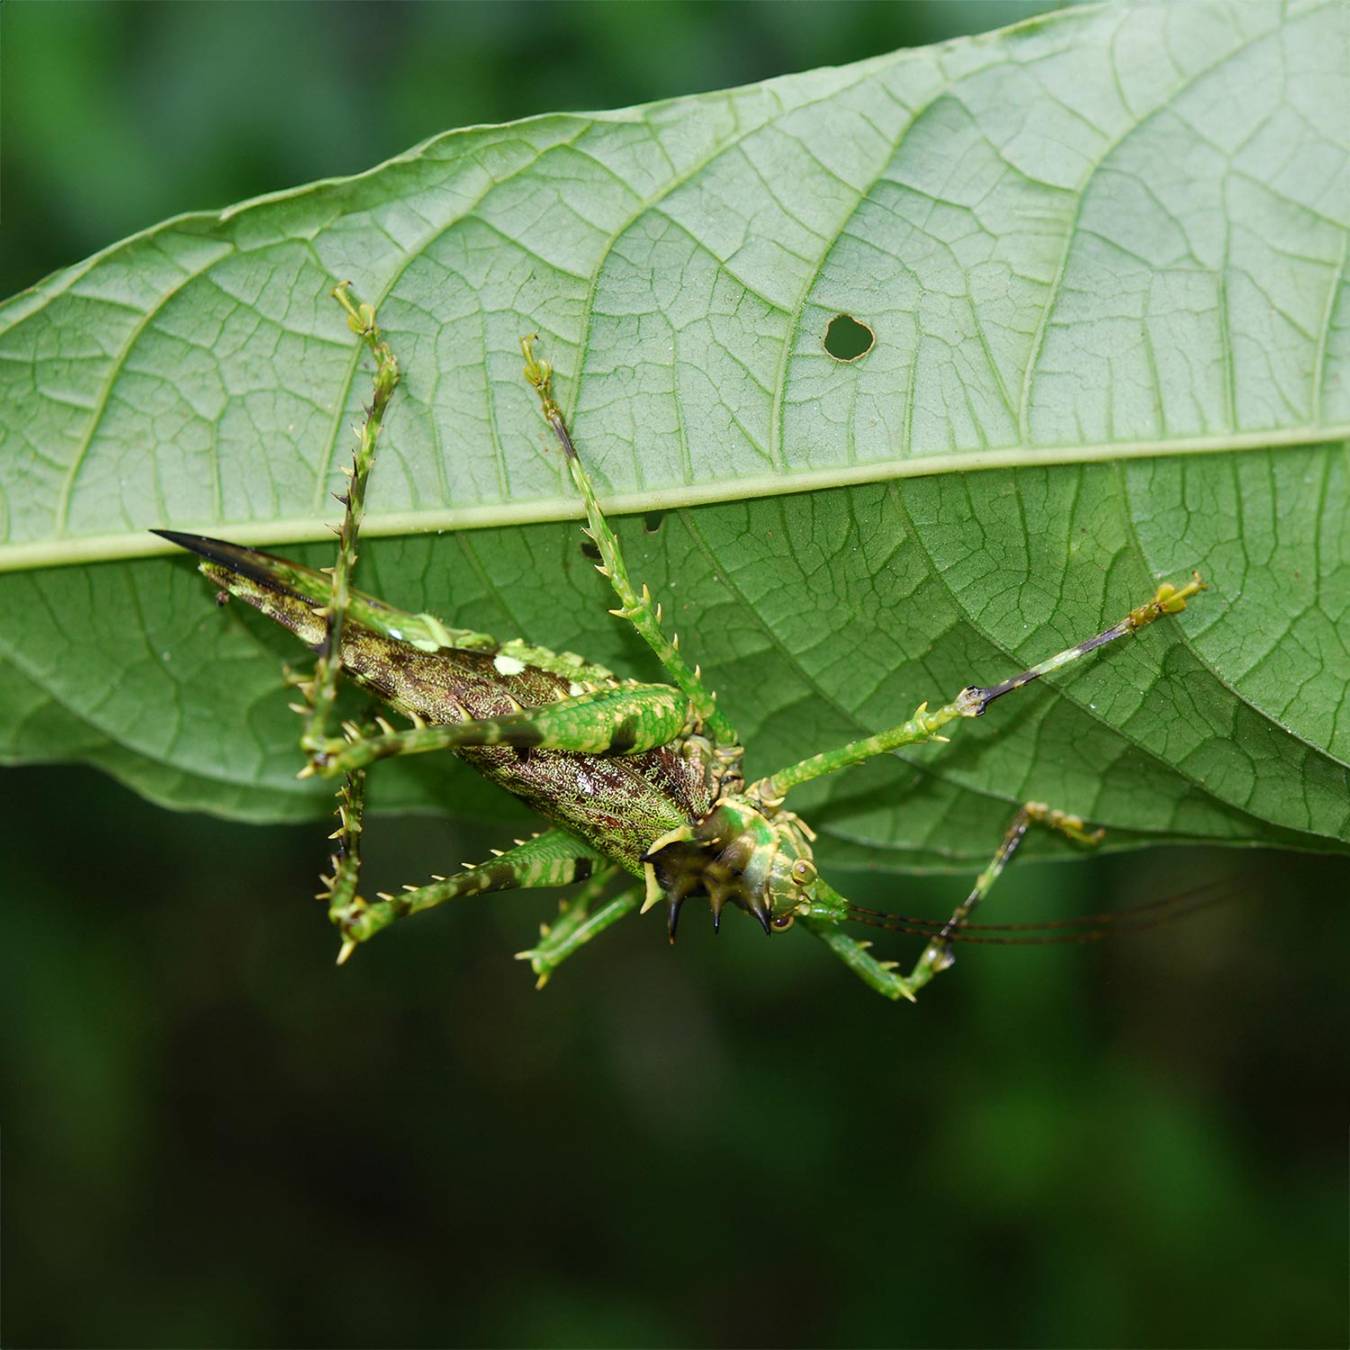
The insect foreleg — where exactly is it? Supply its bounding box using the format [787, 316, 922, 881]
[899, 803, 1101, 994]
[305, 682, 690, 776]
[332, 827, 609, 961]
[801, 803, 1104, 1001]
[751, 575, 1205, 804]
[515, 878, 641, 989]
[520, 336, 738, 750]
[797, 920, 920, 1003]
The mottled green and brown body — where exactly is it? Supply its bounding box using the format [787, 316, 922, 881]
[159, 534, 722, 875]
[157, 292, 1206, 1000]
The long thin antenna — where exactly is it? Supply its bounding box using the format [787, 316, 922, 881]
[843, 874, 1246, 946]
[847, 874, 1234, 932]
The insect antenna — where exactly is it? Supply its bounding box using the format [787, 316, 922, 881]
[843, 874, 1249, 946]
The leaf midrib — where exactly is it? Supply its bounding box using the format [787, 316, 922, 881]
[4, 425, 1345, 574]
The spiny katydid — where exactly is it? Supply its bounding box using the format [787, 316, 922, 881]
[156, 285, 1208, 1003]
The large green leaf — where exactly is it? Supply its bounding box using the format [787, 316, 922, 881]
[1, 1, 1347, 868]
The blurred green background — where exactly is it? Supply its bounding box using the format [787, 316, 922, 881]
[3, 3, 1348, 1347]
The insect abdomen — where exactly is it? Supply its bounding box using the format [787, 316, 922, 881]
[195, 550, 712, 873]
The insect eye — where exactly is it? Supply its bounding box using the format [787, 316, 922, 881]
[790, 859, 816, 886]
[771, 913, 796, 932]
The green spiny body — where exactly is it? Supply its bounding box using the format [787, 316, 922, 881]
[156, 288, 1206, 1000]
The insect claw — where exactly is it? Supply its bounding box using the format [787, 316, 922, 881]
[336, 940, 357, 966]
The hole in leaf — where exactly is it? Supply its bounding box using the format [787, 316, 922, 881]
[580, 540, 601, 561]
[643, 511, 667, 534]
[823, 313, 875, 362]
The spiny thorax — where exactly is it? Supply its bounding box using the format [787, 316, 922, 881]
[640, 794, 818, 939]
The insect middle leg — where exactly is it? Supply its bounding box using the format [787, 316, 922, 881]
[520, 336, 738, 751]
[801, 802, 1104, 1001]
[515, 878, 643, 989]
[322, 797, 611, 960]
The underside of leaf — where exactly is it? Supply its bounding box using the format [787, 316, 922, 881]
[1, 0, 1346, 866]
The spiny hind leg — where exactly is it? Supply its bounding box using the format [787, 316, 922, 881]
[801, 802, 1103, 1002]
[520, 336, 738, 754]
[515, 878, 642, 989]
[303, 681, 689, 777]
[300, 283, 400, 761]
[315, 767, 371, 938]
[329, 826, 611, 961]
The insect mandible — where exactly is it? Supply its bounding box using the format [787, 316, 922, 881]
[155, 285, 1206, 1002]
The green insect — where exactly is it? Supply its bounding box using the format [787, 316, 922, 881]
[156, 285, 1206, 1002]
